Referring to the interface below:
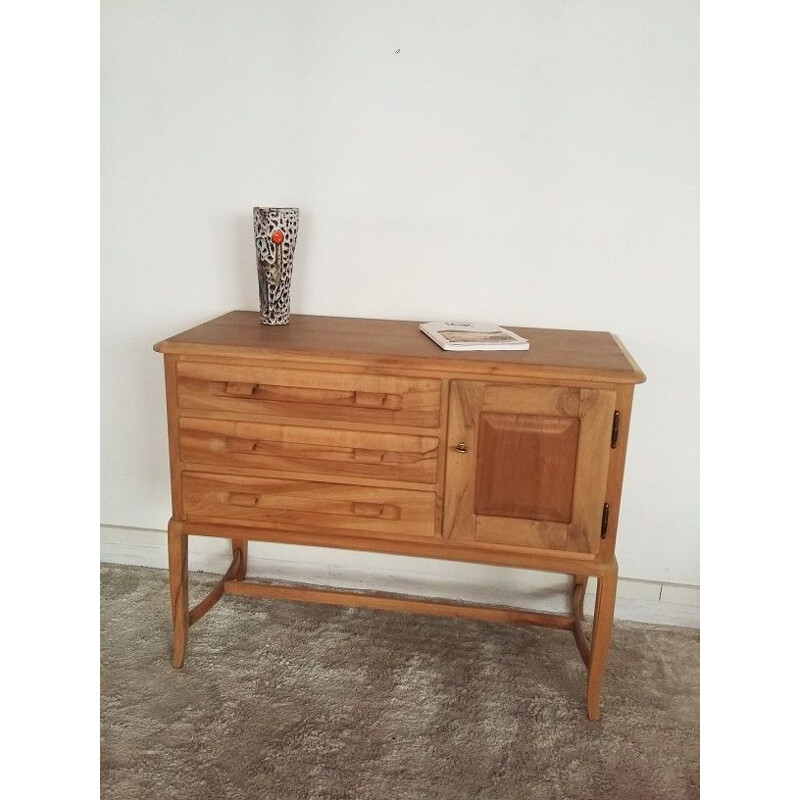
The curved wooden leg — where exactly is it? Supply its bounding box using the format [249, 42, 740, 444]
[231, 538, 248, 581]
[572, 574, 588, 622]
[571, 574, 591, 668]
[167, 520, 189, 668]
[586, 561, 618, 721]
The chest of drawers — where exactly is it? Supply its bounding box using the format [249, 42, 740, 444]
[154, 311, 645, 719]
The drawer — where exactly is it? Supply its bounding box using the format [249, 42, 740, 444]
[182, 472, 437, 538]
[179, 417, 439, 484]
[176, 362, 441, 428]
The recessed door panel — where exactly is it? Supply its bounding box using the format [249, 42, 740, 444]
[474, 413, 580, 522]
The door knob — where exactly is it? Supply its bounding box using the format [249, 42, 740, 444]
[454, 442, 468, 453]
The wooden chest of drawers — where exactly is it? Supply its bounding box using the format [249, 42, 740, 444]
[154, 311, 645, 719]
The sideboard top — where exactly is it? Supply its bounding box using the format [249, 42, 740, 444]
[154, 311, 645, 384]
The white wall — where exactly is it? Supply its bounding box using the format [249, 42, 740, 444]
[101, 0, 698, 587]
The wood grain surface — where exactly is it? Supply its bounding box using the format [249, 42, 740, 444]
[156, 311, 644, 720]
[155, 311, 646, 384]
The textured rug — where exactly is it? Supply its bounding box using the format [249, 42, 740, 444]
[100, 564, 699, 800]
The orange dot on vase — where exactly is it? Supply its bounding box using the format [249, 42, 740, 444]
[271, 230, 285, 244]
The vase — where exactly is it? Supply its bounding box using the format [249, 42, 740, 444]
[253, 207, 299, 325]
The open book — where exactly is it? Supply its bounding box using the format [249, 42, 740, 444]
[419, 321, 529, 351]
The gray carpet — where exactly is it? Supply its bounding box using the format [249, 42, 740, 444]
[101, 564, 699, 800]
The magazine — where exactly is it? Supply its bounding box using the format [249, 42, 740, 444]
[419, 321, 529, 351]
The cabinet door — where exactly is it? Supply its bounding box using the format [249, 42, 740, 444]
[444, 382, 615, 554]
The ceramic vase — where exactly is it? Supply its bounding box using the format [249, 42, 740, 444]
[253, 207, 299, 325]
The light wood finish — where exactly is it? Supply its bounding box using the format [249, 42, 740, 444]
[155, 311, 645, 385]
[441, 380, 484, 542]
[164, 356, 185, 518]
[475, 412, 580, 521]
[176, 361, 441, 428]
[444, 381, 615, 555]
[225, 579, 575, 629]
[572, 575, 591, 668]
[182, 472, 436, 538]
[597, 383, 635, 561]
[474, 516, 568, 550]
[177, 461, 436, 493]
[231, 538, 248, 581]
[188, 549, 242, 626]
[179, 416, 439, 484]
[572, 574, 588, 623]
[180, 517, 599, 574]
[569, 389, 616, 553]
[155, 312, 644, 719]
[167, 520, 188, 668]
[587, 560, 619, 721]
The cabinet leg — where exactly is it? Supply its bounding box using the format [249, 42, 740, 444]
[572, 574, 588, 622]
[231, 538, 248, 581]
[167, 521, 189, 669]
[586, 562, 618, 721]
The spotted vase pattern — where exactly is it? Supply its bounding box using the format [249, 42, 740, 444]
[253, 207, 299, 325]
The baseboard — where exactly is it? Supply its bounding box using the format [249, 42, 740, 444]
[100, 524, 699, 628]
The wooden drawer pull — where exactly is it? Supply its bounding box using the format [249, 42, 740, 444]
[353, 448, 384, 464]
[225, 382, 257, 397]
[226, 437, 258, 452]
[354, 391, 388, 408]
[352, 502, 400, 520]
[229, 492, 259, 507]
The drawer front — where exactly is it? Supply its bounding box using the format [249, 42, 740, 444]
[176, 362, 441, 428]
[182, 472, 436, 538]
[179, 417, 439, 483]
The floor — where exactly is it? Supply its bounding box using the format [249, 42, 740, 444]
[100, 564, 700, 800]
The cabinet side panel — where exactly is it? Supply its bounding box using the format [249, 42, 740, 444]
[598, 384, 635, 562]
[164, 354, 184, 519]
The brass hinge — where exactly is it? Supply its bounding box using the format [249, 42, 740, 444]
[600, 503, 610, 539]
[610, 410, 620, 448]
